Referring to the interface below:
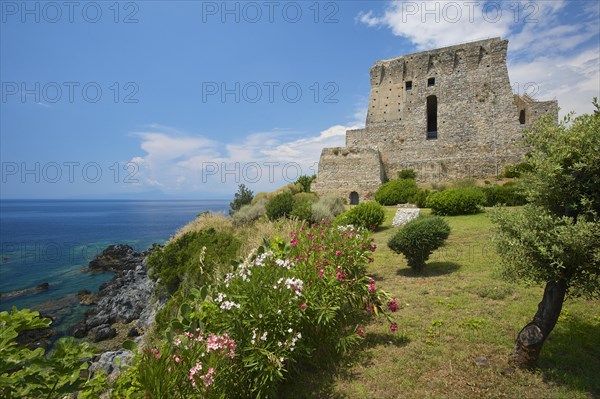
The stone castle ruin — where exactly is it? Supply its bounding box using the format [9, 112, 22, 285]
[313, 37, 557, 204]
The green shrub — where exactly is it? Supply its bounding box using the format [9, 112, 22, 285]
[388, 216, 451, 272]
[503, 162, 534, 178]
[310, 195, 346, 223]
[148, 229, 240, 294]
[375, 179, 419, 205]
[231, 200, 267, 226]
[413, 189, 431, 208]
[290, 199, 312, 221]
[450, 178, 478, 188]
[482, 183, 527, 206]
[336, 201, 385, 230]
[397, 169, 417, 180]
[426, 187, 486, 215]
[293, 192, 318, 204]
[266, 191, 294, 220]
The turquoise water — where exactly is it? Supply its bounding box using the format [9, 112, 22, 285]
[0, 199, 229, 334]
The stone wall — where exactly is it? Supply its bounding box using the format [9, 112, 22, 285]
[314, 37, 558, 200]
[311, 147, 384, 203]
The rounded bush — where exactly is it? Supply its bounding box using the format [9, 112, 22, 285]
[388, 216, 451, 272]
[413, 189, 430, 208]
[482, 183, 527, 206]
[265, 191, 294, 220]
[336, 201, 385, 230]
[310, 195, 346, 223]
[397, 169, 417, 180]
[426, 187, 486, 215]
[232, 200, 266, 226]
[290, 199, 312, 221]
[375, 179, 419, 205]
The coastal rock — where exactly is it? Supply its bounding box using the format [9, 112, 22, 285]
[77, 289, 96, 305]
[0, 282, 50, 300]
[88, 244, 140, 273]
[89, 349, 133, 376]
[16, 323, 54, 350]
[91, 324, 117, 342]
[70, 244, 160, 345]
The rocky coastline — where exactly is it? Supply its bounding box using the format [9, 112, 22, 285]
[71, 243, 163, 377]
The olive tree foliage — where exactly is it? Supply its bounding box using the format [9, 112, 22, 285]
[491, 99, 600, 368]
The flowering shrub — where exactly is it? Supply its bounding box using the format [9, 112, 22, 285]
[117, 223, 397, 398]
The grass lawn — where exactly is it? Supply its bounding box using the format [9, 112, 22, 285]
[283, 207, 600, 398]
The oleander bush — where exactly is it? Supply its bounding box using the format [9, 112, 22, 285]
[426, 187, 486, 215]
[335, 201, 385, 231]
[375, 179, 419, 206]
[114, 224, 398, 398]
[388, 216, 451, 272]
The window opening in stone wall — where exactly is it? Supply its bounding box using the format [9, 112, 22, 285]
[427, 95, 438, 139]
[519, 109, 526, 124]
[405, 81, 412, 90]
[428, 77, 435, 86]
[350, 191, 359, 205]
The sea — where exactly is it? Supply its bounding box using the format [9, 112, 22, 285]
[0, 199, 229, 336]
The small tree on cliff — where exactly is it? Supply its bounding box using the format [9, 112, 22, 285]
[229, 184, 254, 216]
[491, 99, 600, 368]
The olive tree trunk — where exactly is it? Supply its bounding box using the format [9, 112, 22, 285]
[510, 279, 568, 368]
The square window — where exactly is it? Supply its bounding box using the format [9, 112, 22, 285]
[428, 78, 435, 87]
[405, 81, 412, 90]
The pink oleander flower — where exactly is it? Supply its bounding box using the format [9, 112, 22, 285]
[368, 278, 376, 293]
[335, 250, 342, 256]
[300, 303, 307, 310]
[388, 297, 399, 312]
[357, 327, 365, 337]
[318, 269, 324, 279]
[390, 323, 398, 332]
[200, 368, 216, 387]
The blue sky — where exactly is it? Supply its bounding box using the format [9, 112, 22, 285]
[1, 0, 598, 199]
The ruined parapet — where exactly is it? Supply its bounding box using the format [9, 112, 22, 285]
[514, 94, 558, 126]
[312, 147, 384, 203]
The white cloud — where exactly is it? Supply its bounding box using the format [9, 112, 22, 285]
[358, 0, 600, 116]
[128, 115, 363, 196]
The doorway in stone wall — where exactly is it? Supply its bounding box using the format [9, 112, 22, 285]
[350, 191, 359, 205]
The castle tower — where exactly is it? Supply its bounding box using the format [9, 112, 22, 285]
[313, 37, 558, 203]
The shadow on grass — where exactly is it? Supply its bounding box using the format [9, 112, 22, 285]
[375, 225, 394, 234]
[278, 333, 410, 398]
[396, 261, 461, 277]
[538, 315, 600, 397]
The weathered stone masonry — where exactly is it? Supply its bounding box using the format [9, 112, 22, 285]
[313, 38, 557, 203]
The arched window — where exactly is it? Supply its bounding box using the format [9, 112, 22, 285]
[350, 191, 359, 205]
[519, 109, 526, 124]
[427, 95, 438, 139]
